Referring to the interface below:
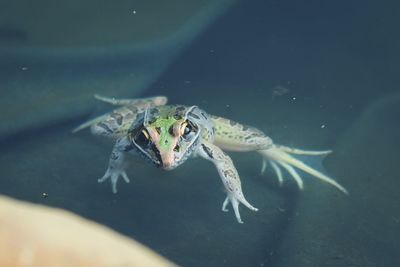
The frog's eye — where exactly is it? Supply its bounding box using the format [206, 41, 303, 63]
[180, 121, 192, 137]
[135, 128, 151, 146]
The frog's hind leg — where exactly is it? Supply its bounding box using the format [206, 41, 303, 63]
[94, 94, 167, 107]
[258, 146, 348, 194]
[72, 113, 112, 133]
[72, 106, 136, 137]
[211, 115, 347, 194]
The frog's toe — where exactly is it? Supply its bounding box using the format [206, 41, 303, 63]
[260, 159, 268, 175]
[98, 168, 111, 183]
[277, 162, 304, 190]
[260, 155, 305, 190]
[98, 168, 130, 194]
[223, 194, 258, 224]
[230, 197, 244, 224]
[121, 171, 130, 183]
[269, 161, 284, 186]
[258, 145, 348, 194]
[222, 197, 229, 212]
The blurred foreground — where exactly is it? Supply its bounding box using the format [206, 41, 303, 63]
[0, 195, 175, 267]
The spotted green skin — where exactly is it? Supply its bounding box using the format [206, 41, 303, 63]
[75, 95, 346, 223]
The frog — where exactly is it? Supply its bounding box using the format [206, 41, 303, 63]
[73, 95, 347, 223]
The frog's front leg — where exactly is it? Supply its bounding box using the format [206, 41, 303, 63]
[197, 141, 258, 223]
[98, 137, 133, 193]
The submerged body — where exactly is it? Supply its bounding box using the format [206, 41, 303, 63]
[74, 95, 347, 223]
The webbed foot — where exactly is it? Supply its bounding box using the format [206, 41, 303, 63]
[259, 145, 348, 194]
[98, 167, 130, 194]
[221, 195, 258, 224]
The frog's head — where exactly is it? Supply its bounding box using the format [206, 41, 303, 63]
[129, 106, 201, 170]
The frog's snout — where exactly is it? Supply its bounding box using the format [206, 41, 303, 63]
[160, 151, 175, 170]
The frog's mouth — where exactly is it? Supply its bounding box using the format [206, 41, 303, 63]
[148, 143, 163, 167]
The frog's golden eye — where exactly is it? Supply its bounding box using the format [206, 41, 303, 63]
[135, 128, 151, 146]
[180, 121, 192, 136]
[141, 129, 150, 139]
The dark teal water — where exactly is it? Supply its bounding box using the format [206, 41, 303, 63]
[1, 0, 399, 266]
